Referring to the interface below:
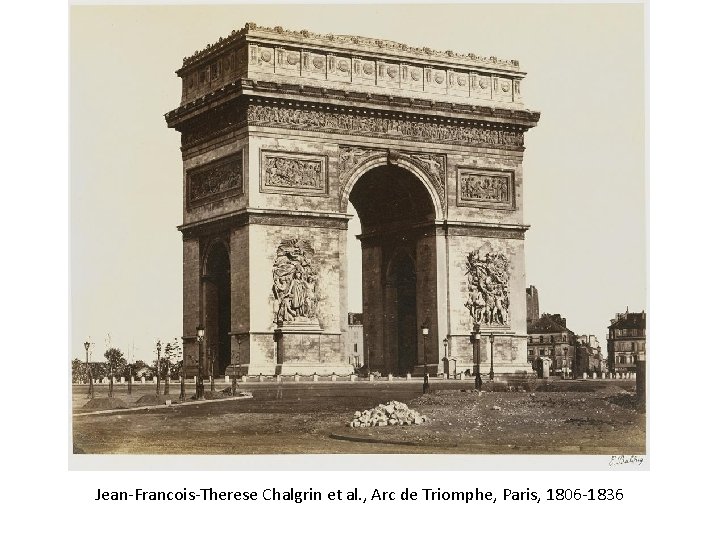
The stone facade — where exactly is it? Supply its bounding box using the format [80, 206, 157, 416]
[167, 23, 540, 377]
[527, 314, 576, 376]
[607, 310, 646, 374]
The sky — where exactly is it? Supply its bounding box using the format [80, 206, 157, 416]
[70, 3, 644, 362]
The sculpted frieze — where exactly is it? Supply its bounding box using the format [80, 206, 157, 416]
[458, 168, 514, 209]
[261, 151, 327, 195]
[187, 153, 243, 207]
[247, 103, 524, 149]
[464, 250, 510, 327]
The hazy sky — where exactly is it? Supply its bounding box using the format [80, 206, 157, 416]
[70, 3, 644, 362]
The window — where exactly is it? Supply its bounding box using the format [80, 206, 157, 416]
[353, 344, 358, 353]
[528, 336, 532, 344]
[550, 335, 555, 343]
[528, 348, 534, 356]
[540, 336, 544, 343]
[562, 334, 567, 342]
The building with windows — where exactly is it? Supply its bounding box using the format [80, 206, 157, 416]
[527, 313, 576, 375]
[576, 334, 605, 375]
[346, 313, 364, 368]
[607, 310, 646, 373]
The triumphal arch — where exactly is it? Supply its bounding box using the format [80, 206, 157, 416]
[165, 23, 540, 378]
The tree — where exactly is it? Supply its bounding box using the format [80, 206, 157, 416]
[103, 348, 127, 379]
[71, 358, 86, 383]
[163, 338, 183, 378]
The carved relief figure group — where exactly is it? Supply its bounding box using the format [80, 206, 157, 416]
[272, 239, 319, 324]
[265, 156, 323, 189]
[465, 250, 511, 326]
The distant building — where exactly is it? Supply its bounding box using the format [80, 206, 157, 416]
[347, 313, 363, 368]
[526, 285, 540, 323]
[576, 335, 605, 375]
[607, 309, 646, 373]
[527, 313, 576, 375]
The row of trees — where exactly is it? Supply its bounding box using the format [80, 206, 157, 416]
[71, 339, 183, 383]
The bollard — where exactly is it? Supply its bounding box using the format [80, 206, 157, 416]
[153, 376, 157, 384]
[369, 374, 374, 382]
[388, 374, 393, 382]
[406, 373, 411, 380]
[331, 374, 337, 382]
[350, 374, 357, 382]
[294, 374, 300, 382]
[312, 373, 319, 382]
[582, 372, 587, 380]
[460, 372, 465, 381]
[120, 376, 125, 383]
[601, 373, 605, 379]
[225, 375, 230, 383]
[241, 375, 247, 383]
[259, 374, 265, 382]
[276, 374, 282, 383]
[592, 372, 597, 379]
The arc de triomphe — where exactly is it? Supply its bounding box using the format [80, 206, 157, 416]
[165, 23, 540, 378]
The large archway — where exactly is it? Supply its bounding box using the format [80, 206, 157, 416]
[203, 241, 231, 377]
[348, 164, 437, 375]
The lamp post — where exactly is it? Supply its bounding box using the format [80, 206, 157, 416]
[155, 340, 161, 397]
[84, 341, 93, 399]
[443, 336, 449, 380]
[179, 356, 186, 402]
[127, 363, 132, 395]
[473, 323, 482, 390]
[489, 333, 495, 382]
[421, 322, 430, 394]
[209, 346, 215, 393]
[196, 326, 205, 399]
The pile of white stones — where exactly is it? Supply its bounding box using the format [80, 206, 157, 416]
[349, 401, 428, 428]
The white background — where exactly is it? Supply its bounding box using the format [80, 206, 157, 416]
[2, 1, 718, 537]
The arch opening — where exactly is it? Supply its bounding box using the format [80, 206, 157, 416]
[347, 164, 438, 375]
[203, 241, 231, 377]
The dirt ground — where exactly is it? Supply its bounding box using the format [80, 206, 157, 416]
[71, 381, 644, 455]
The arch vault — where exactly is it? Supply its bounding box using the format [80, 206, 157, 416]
[166, 23, 540, 377]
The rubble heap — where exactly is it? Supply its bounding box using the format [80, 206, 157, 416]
[349, 401, 429, 428]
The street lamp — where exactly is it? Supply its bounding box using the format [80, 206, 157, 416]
[442, 336, 449, 377]
[127, 362, 133, 395]
[209, 345, 215, 393]
[84, 340, 93, 399]
[179, 355, 187, 402]
[421, 322, 430, 394]
[473, 323, 482, 390]
[489, 333, 495, 382]
[196, 326, 205, 399]
[155, 340, 161, 397]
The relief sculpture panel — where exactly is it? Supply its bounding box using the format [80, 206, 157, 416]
[186, 152, 243, 208]
[272, 239, 319, 325]
[261, 151, 328, 196]
[464, 250, 510, 327]
[457, 168, 514, 210]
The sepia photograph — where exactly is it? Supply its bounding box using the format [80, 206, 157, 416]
[69, 3, 645, 463]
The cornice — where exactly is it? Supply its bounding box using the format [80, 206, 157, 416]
[165, 78, 540, 129]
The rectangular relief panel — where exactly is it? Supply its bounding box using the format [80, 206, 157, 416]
[456, 167, 515, 210]
[260, 150, 329, 196]
[186, 152, 243, 208]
